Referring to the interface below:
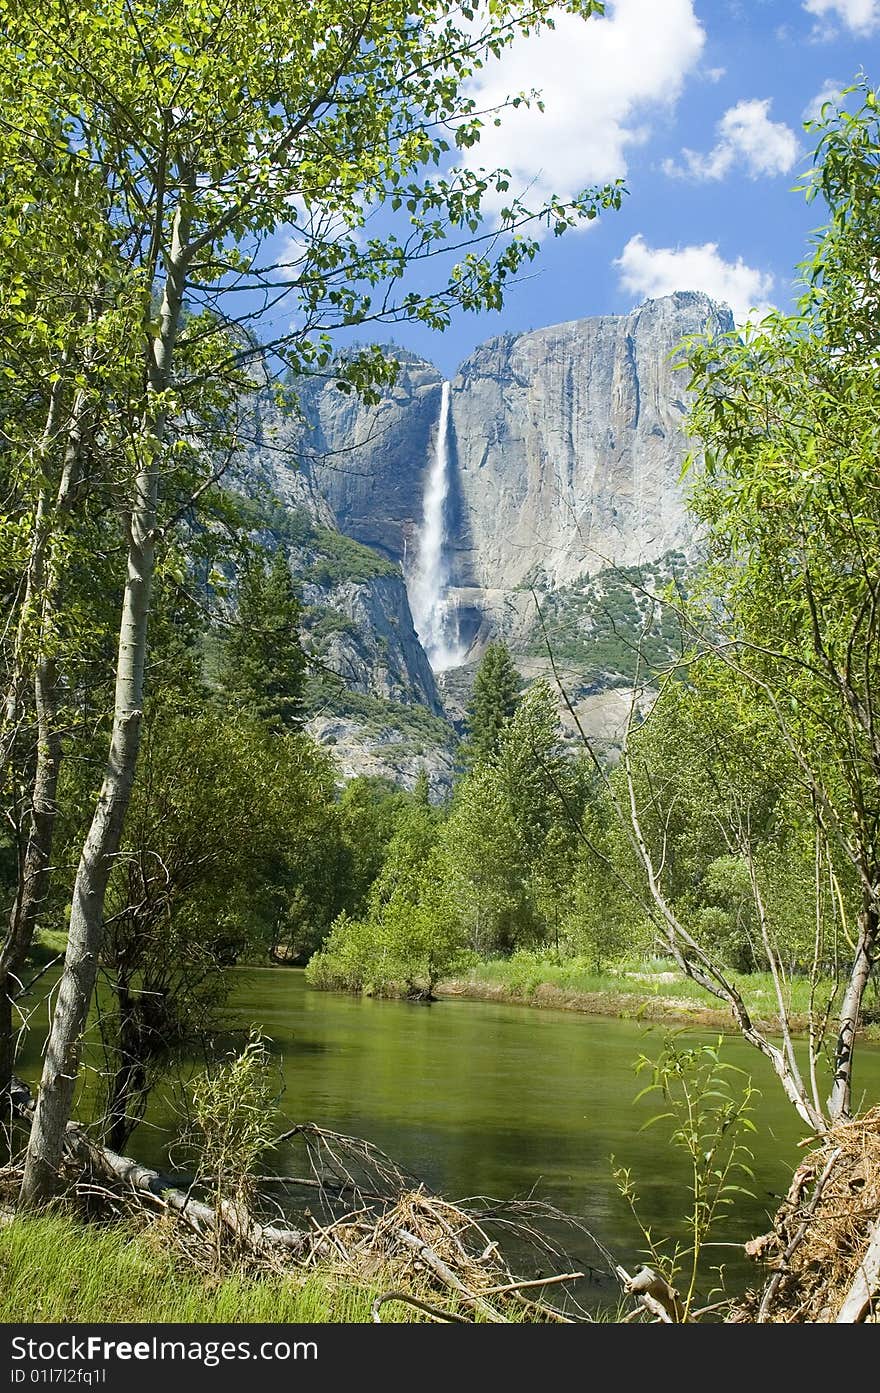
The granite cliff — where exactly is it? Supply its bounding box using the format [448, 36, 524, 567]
[242, 385, 441, 713]
[282, 292, 732, 659]
[238, 385, 455, 797]
[246, 292, 733, 787]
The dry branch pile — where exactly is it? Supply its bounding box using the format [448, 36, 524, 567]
[297, 1189, 598, 1322]
[3, 1081, 614, 1322]
[11, 1070, 880, 1323]
[734, 1106, 880, 1323]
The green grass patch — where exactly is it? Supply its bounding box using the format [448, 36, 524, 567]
[0, 1212, 415, 1323]
[455, 952, 834, 1022]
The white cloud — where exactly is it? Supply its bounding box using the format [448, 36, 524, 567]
[803, 78, 846, 121]
[664, 98, 799, 180]
[803, 0, 880, 35]
[461, 0, 706, 219]
[705, 66, 727, 82]
[614, 234, 776, 325]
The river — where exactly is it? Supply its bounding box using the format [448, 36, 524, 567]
[16, 967, 880, 1311]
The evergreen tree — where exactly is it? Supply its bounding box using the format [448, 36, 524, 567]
[444, 680, 585, 954]
[412, 767, 431, 807]
[463, 641, 521, 766]
[218, 551, 306, 732]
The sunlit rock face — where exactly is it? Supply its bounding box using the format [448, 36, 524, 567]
[237, 380, 443, 717]
[445, 291, 732, 603]
[279, 293, 732, 661]
[295, 351, 444, 566]
[248, 294, 734, 783]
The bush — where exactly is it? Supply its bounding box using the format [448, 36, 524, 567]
[306, 902, 473, 999]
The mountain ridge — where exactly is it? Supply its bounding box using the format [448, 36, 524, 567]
[244, 292, 732, 792]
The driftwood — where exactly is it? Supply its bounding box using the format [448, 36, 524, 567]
[76, 1134, 309, 1252]
[836, 1216, 880, 1323]
[8, 1077, 307, 1254]
[396, 1226, 506, 1321]
[480, 1271, 585, 1297]
[617, 1264, 686, 1322]
[371, 1290, 471, 1323]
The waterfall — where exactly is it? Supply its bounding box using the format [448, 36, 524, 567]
[408, 381, 465, 673]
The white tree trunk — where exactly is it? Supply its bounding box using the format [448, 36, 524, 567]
[20, 200, 191, 1205]
[827, 900, 877, 1122]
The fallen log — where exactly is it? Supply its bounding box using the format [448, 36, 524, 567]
[5, 1079, 612, 1322]
[836, 1216, 880, 1323]
[7, 1076, 308, 1255]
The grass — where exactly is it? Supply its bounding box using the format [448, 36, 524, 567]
[0, 1212, 409, 1323]
[443, 952, 843, 1029]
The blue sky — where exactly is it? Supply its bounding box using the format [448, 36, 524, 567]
[307, 0, 878, 378]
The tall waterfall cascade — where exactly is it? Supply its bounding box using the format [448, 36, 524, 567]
[408, 381, 466, 673]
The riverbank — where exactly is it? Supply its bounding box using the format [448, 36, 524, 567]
[436, 956, 863, 1036]
[436, 976, 750, 1030]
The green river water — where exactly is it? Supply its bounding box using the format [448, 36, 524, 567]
[16, 967, 880, 1310]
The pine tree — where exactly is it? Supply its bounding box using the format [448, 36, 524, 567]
[218, 551, 306, 732]
[463, 641, 521, 766]
[412, 767, 431, 806]
[498, 680, 572, 859]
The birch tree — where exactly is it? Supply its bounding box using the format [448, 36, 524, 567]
[680, 85, 880, 1124]
[1, 0, 621, 1202]
[0, 71, 136, 1099]
[578, 86, 880, 1133]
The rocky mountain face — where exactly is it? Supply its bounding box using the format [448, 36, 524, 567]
[238, 389, 455, 797]
[241, 386, 441, 711]
[447, 292, 731, 653]
[296, 352, 443, 565]
[283, 292, 731, 655]
[246, 293, 732, 789]
[449, 293, 730, 589]
[303, 572, 439, 709]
